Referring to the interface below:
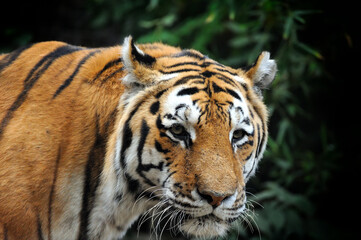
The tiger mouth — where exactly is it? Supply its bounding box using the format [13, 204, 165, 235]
[182, 212, 239, 224]
[164, 197, 244, 223]
[163, 206, 241, 238]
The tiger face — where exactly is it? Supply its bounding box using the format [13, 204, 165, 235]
[105, 37, 277, 238]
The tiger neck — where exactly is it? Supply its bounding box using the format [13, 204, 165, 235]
[83, 52, 126, 142]
[82, 52, 150, 238]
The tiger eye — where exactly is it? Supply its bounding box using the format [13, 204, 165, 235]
[233, 129, 245, 140]
[170, 124, 186, 136]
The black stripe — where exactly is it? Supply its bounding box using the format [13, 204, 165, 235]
[136, 121, 166, 181]
[201, 70, 214, 78]
[37, 214, 44, 240]
[78, 117, 106, 240]
[159, 68, 199, 74]
[173, 50, 205, 60]
[214, 67, 238, 76]
[3, 225, 7, 240]
[245, 158, 257, 180]
[156, 114, 165, 130]
[255, 124, 261, 157]
[226, 88, 242, 101]
[236, 139, 254, 149]
[243, 117, 251, 126]
[53, 50, 99, 98]
[0, 44, 83, 140]
[249, 108, 254, 119]
[177, 87, 199, 96]
[201, 60, 225, 68]
[91, 58, 122, 82]
[174, 75, 204, 86]
[215, 73, 238, 87]
[140, 163, 165, 172]
[155, 140, 170, 154]
[252, 106, 266, 159]
[115, 192, 123, 202]
[257, 127, 266, 159]
[175, 104, 186, 110]
[0, 44, 33, 74]
[100, 67, 124, 85]
[164, 61, 199, 68]
[201, 70, 239, 88]
[103, 108, 118, 135]
[140, 161, 165, 172]
[245, 151, 253, 161]
[131, 38, 155, 66]
[25, 45, 83, 86]
[150, 101, 160, 115]
[170, 198, 198, 209]
[155, 89, 167, 99]
[136, 120, 157, 186]
[120, 122, 132, 171]
[162, 171, 176, 187]
[124, 173, 140, 193]
[212, 82, 225, 93]
[119, 101, 144, 193]
[48, 147, 61, 240]
[138, 120, 150, 157]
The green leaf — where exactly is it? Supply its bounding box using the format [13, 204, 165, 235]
[283, 14, 293, 40]
[276, 119, 290, 144]
[296, 42, 324, 59]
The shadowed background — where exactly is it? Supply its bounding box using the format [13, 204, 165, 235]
[1, 0, 359, 239]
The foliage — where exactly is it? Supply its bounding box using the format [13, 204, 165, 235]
[1, 0, 348, 239]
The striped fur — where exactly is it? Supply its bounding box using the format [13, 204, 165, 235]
[0, 37, 276, 239]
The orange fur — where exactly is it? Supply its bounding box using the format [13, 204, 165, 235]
[0, 42, 124, 239]
[0, 39, 274, 239]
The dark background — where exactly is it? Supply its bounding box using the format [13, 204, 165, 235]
[1, 0, 359, 239]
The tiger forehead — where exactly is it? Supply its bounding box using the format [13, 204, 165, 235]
[156, 49, 239, 75]
[149, 48, 249, 123]
[155, 51, 246, 101]
[161, 83, 246, 127]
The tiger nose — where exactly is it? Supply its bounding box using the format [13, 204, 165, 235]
[197, 189, 232, 208]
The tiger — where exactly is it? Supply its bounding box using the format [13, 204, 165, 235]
[0, 36, 276, 240]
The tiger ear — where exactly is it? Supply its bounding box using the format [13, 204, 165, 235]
[245, 51, 277, 97]
[121, 36, 159, 89]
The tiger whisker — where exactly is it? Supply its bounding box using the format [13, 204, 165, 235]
[157, 208, 175, 240]
[150, 205, 172, 240]
[133, 187, 165, 209]
[137, 198, 168, 232]
[154, 206, 172, 237]
[136, 197, 166, 231]
[137, 192, 165, 211]
[242, 206, 262, 240]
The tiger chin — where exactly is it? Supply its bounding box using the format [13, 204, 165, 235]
[0, 36, 276, 240]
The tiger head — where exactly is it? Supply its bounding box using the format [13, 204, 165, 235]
[109, 36, 276, 238]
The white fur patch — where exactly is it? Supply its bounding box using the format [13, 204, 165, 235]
[121, 36, 143, 88]
[162, 87, 201, 143]
[180, 218, 229, 238]
[121, 36, 133, 74]
[253, 51, 277, 87]
[234, 75, 246, 84]
[158, 73, 179, 81]
[228, 90, 250, 142]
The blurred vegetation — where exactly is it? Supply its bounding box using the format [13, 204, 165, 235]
[1, 0, 358, 239]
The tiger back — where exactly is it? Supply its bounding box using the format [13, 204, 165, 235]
[0, 37, 276, 240]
